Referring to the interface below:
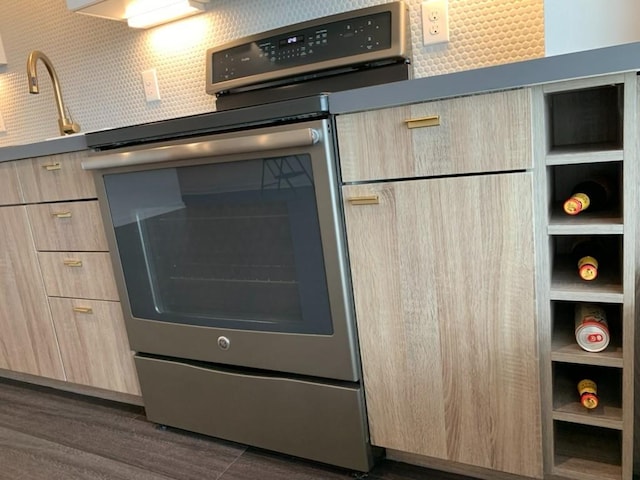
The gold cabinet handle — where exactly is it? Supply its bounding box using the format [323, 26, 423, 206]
[405, 115, 441, 129]
[42, 162, 62, 171]
[52, 211, 72, 218]
[63, 259, 83, 267]
[348, 195, 379, 205]
[72, 306, 93, 314]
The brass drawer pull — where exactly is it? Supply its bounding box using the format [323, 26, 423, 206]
[42, 162, 62, 171]
[348, 195, 379, 205]
[52, 211, 72, 219]
[405, 115, 441, 129]
[63, 259, 83, 267]
[72, 306, 93, 314]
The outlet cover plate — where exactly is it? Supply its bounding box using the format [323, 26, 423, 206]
[422, 0, 450, 46]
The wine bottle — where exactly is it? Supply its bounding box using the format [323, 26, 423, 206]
[577, 379, 598, 409]
[563, 177, 612, 215]
[571, 238, 606, 281]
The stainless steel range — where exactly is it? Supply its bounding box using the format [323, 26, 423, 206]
[82, 2, 410, 471]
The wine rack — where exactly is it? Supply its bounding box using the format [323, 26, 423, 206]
[534, 73, 637, 480]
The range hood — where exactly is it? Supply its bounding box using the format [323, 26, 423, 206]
[66, 0, 210, 29]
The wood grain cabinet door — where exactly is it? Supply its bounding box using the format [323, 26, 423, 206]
[0, 161, 23, 206]
[27, 200, 108, 252]
[48, 297, 140, 395]
[38, 252, 119, 301]
[16, 151, 96, 203]
[0, 206, 65, 380]
[343, 172, 542, 478]
[337, 88, 532, 183]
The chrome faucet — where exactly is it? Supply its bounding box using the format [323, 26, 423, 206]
[27, 50, 80, 136]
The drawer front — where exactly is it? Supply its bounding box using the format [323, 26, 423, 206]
[27, 200, 108, 252]
[17, 151, 96, 203]
[337, 88, 532, 182]
[38, 252, 119, 300]
[0, 161, 23, 206]
[48, 297, 140, 395]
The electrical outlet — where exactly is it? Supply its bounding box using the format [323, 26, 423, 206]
[422, 0, 449, 46]
[141, 69, 161, 102]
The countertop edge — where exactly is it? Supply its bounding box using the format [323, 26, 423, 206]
[329, 42, 640, 114]
[0, 134, 87, 163]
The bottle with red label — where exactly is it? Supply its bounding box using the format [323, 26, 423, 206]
[563, 176, 613, 215]
[571, 238, 606, 281]
[577, 379, 599, 409]
[574, 303, 610, 352]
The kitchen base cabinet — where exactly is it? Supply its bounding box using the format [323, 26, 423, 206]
[0, 150, 140, 402]
[343, 173, 542, 479]
[0, 206, 65, 380]
[48, 298, 140, 395]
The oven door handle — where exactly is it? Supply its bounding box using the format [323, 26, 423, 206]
[82, 128, 321, 170]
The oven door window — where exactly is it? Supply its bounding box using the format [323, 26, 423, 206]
[103, 155, 333, 334]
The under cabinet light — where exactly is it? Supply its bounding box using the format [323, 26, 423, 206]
[127, 0, 209, 29]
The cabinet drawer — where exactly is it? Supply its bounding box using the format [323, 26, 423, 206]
[48, 297, 140, 395]
[38, 252, 119, 300]
[27, 200, 108, 252]
[337, 88, 532, 182]
[0, 161, 23, 206]
[16, 151, 96, 203]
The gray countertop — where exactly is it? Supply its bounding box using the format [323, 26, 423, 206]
[329, 41, 640, 114]
[0, 134, 87, 163]
[3, 41, 640, 162]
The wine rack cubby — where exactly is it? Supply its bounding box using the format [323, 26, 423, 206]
[554, 421, 622, 480]
[551, 301, 623, 367]
[548, 83, 624, 153]
[534, 73, 637, 480]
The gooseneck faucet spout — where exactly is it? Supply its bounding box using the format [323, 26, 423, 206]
[27, 50, 80, 136]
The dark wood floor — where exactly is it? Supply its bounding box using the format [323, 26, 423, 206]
[0, 377, 476, 480]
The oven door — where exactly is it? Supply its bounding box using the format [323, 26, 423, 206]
[84, 119, 360, 381]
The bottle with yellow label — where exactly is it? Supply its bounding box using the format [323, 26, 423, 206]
[563, 177, 612, 215]
[577, 379, 598, 409]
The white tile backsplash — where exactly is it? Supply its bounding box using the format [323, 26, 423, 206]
[0, 0, 543, 147]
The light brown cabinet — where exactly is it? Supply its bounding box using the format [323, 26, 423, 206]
[48, 298, 140, 395]
[27, 200, 108, 252]
[16, 151, 96, 203]
[38, 252, 119, 301]
[0, 150, 139, 397]
[0, 205, 65, 380]
[338, 89, 542, 479]
[0, 161, 23, 205]
[21, 150, 139, 396]
[337, 88, 532, 183]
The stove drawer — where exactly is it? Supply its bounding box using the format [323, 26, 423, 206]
[135, 355, 373, 471]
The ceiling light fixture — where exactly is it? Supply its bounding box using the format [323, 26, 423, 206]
[127, 0, 209, 29]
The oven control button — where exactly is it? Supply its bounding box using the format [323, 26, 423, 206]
[217, 336, 231, 350]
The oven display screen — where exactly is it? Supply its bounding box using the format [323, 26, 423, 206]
[279, 35, 304, 48]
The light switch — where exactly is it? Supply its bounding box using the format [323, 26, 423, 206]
[141, 69, 161, 102]
[0, 34, 7, 65]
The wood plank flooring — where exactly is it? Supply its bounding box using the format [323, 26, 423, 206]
[0, 377, 476, 480]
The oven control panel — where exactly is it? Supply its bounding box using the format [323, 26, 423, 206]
[206, 1, 408, 95]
